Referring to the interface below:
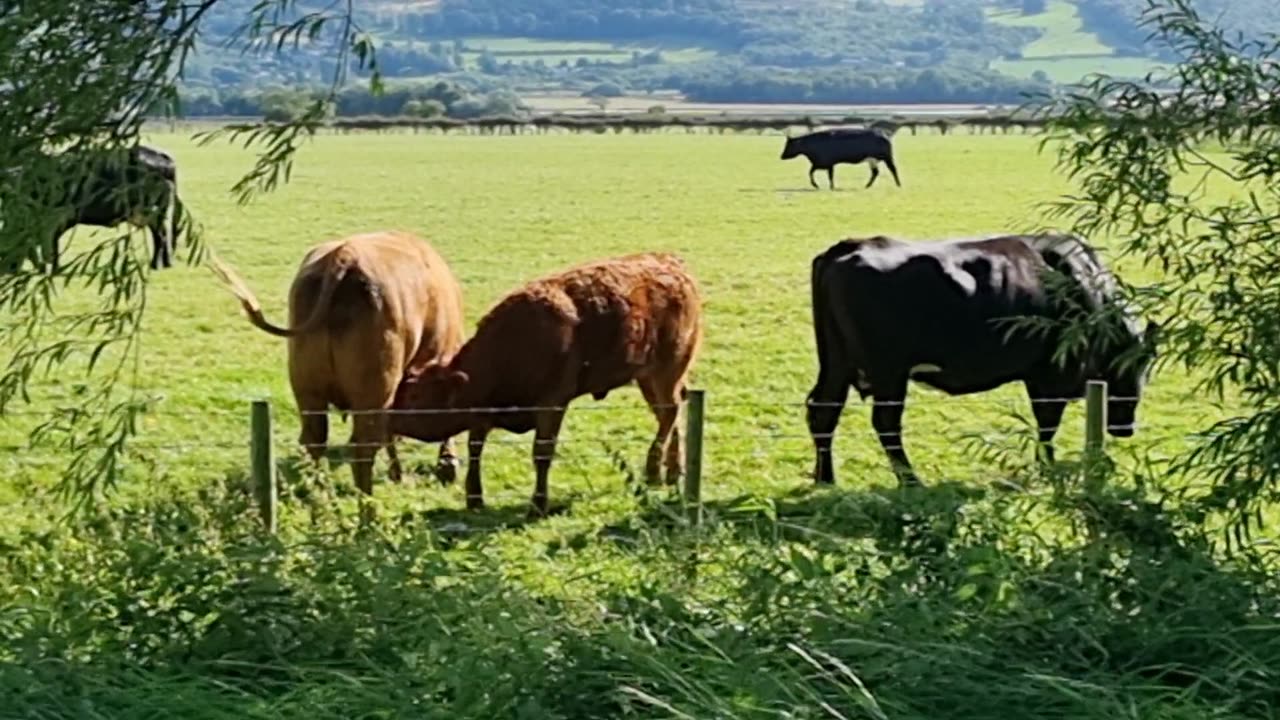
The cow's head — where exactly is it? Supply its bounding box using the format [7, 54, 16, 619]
[1100, 319, 1160, 438]
[780, 133, 801, 160]
[396, 362, 469, 409]
[391, 361, 472, 439]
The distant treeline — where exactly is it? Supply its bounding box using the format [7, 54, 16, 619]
[177, 80, 526, 122]
[175, 66, 1049, 121]
[184, 112, 1052, 137]
[651, 63, 1050, 105]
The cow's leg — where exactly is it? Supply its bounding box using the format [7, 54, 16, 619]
[529, 408, 567, 518]
[808, 165, 820, 189]
[827, 166, 836, 190]
[47, 225, 69, 275]
[885, 156, 902, 186]
[434, 436, 460, 486]
[1025, 383, 1068, 466]
[386, 438, 403, 484]
[296, 394, 329, 464]
[47, 232, 59, 274]
[464, 426, 489, 510]
[871, 380, 920, 486]
[865, 159, 880, 188]
[806, 367, 851, 486]
[348, 409, 388, 496]
[638, 377, 681, 486]
[148, 219, 171, 270]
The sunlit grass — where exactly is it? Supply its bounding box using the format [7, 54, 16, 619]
[2, 129, 1275, 720]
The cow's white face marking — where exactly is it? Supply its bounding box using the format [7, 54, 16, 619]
[909, 364, 942, 376]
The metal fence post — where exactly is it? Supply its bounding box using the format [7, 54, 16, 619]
[251, 399, 277, 533]
[683, 388, 705, 526]
[1084, 380, 1107, 489]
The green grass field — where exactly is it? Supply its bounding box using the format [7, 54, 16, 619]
[443, 35, 719, 70]
[2, 131, 1276, 719]
[989, 0, 1167, 83]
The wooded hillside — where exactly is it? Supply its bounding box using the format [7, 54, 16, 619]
[172, 0, 1276, 117]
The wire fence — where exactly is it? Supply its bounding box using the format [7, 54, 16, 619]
[0, 380, 1226, 534]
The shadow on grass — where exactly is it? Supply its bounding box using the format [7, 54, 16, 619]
[736, 186, 863, 194]
[590, 479, 987, 553]
[235, 452, 578, 543]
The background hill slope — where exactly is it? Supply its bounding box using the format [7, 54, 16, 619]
[176, 0, 1277, 116]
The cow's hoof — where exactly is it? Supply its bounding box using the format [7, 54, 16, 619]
[465, 495, 485, 511]
[434, 458, 459, 487]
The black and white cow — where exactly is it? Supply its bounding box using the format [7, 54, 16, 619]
[804, 231, 1159, 486]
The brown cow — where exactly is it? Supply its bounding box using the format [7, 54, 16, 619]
[390, 251, 703, 518]
[208, 230, 466, 496]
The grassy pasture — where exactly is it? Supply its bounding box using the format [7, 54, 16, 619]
[2, 131, 1275, 718]
[0, 131, 1227, 516]
[988, 0, 1167, 83]
[441, 35, 719, 70]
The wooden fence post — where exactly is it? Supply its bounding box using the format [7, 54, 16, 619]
[683, 388, 705, 526]
[250, 399, 277, 533]
[1084, 380, 1107, 488]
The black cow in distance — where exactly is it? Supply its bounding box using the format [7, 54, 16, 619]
[780, 127, 902, 190]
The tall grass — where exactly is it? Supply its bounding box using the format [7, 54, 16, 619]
[4, 472, 1279, 719]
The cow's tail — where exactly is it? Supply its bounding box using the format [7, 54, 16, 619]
[207, 251, 352, 338]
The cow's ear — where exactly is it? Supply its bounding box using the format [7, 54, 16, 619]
[447, 370, 470, 388]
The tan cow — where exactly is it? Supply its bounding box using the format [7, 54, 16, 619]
[208, 230, 466, 496]
[390, 251, 704, 518]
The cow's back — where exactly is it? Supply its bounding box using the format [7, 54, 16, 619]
[816, 234, 1062, 388]
[800, 128, 891, 164]
[566, 252, 701, 391]
[456, 252, 701, 408]
[286, 230, 464, 411]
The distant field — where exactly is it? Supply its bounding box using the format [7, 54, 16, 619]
[447, 35, 719, 69]
[988, 0, 1167, 82]
[516, 93, 998, 116]
[2, 131, 1268, 718]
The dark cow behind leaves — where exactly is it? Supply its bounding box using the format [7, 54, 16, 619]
[804, 231, 1159, 486]
[2, 143, 185, 273]
[780, 127, 902, 190]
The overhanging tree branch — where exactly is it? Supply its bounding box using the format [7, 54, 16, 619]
[0, 0, 381, 514]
